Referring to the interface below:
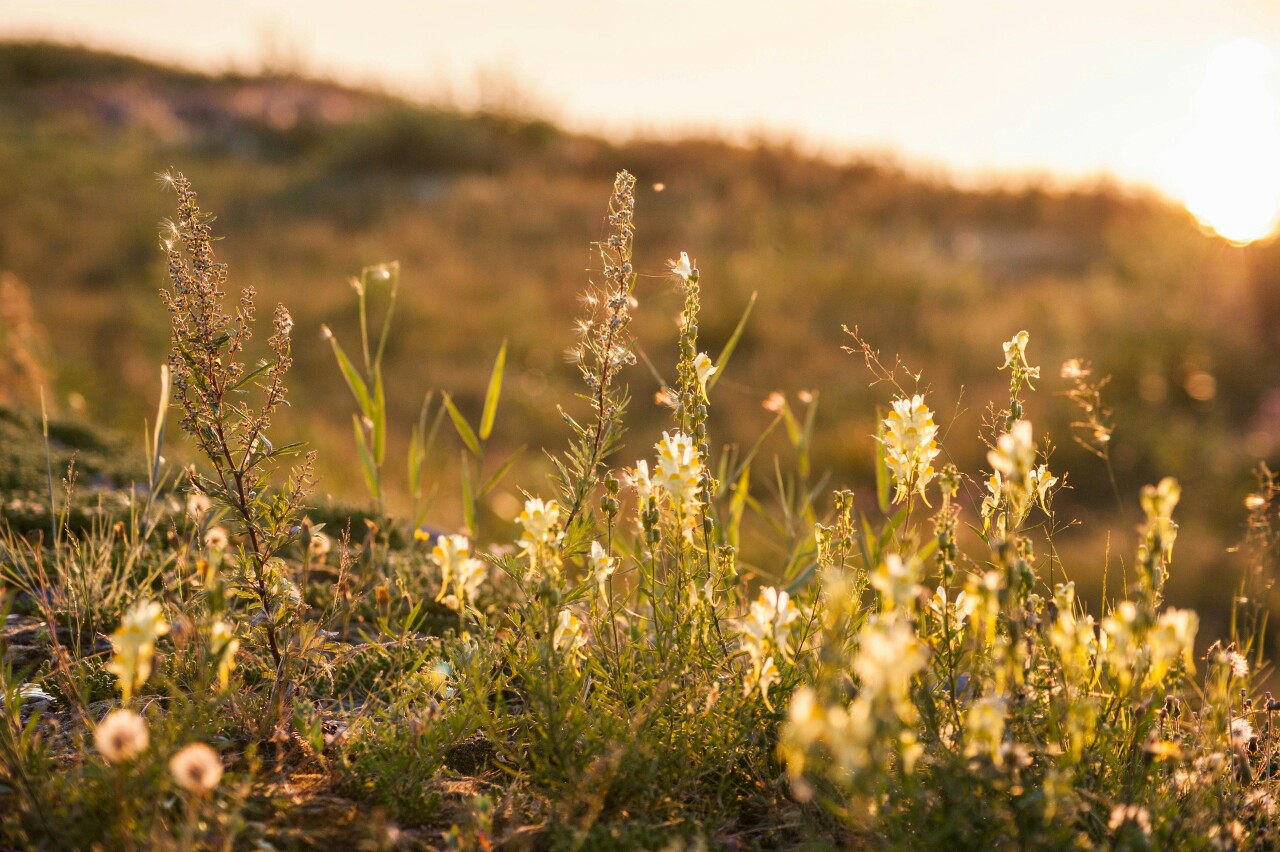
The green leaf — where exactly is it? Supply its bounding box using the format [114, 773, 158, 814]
[174, 340, 208, 390]
[479, 339, 507, 441]
[727, 465, 751, 550]
[460, 452, 476, 538]
[478, 448, 524, 498]
[229, 359, 276, 392]
[444, 393, 482, 457]
[267, 441, 307, 458]
[874, 410, 890, 514]
[781, 400, 803, 449]
[798, 391, 819, 481]
[408, 422, 423, 496]
[708, 291, 756, 391]
[352, 414, 380, 503]
[328, 335, 373, 417]
[372, 368, 387, 466]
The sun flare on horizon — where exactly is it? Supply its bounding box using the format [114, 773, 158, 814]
[1166, 38, 1280, 245]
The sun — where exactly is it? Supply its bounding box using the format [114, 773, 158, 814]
[1166, 38, 1280, 245]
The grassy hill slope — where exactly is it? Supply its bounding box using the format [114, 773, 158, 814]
[2, 40, 1278, 622]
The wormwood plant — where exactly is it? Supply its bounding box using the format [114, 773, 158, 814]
[158, 171, 320, 718]
[554, 170, 640, 534]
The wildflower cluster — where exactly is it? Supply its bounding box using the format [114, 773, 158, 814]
[880, 395, 941, 505]
[777, 329, 1278, 848]
[738, 587, 800, 706]
[426, 532, 487, 612]
[982, 419, 1058, 534]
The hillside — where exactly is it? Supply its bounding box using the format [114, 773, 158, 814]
[1, 40, 1277, 624]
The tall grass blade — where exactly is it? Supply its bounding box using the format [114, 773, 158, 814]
[479, 339, 507, 441]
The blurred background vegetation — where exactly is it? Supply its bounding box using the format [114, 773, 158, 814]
[2, 41, 1279, 643]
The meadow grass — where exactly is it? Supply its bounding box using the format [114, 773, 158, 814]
[0, 169, 1277, 850]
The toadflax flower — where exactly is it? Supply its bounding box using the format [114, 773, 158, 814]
[209, 619, 240, 690]
[589, 540, 617, 600]
[624, 459, 655, 501]
[693, 352, 717, 394]
[553, 608, 588, 661]
[1141, 477, 1181, 561]
[1146, 608, 1198, 685]
[654, 431, 703, 507]
[739, 586, 801, 707]
[984, 419, 1057, 532]
[431, 533, 486, 611]
[169, 742, 223, 794]
[95, 709, 149, 763]
[107, 599, 171, 700]
[517, 498, 563, 554]
[871, 553, 922, 614]
[881, 395, 941, 504]
[1000, 330, 1041, 385]
[780, 616, 929, 783]
[668, 251, 693, 282]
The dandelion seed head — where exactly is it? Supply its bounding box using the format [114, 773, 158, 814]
[1231, 717, 1255, 749]
[169, 742, 223, 794]
[1060, 359, 1090, 381]
[95, 709, 149, 763]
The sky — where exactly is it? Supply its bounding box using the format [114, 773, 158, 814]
[5, 1, 1280, 218]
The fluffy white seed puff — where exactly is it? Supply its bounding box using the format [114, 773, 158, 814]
[95, 709, 149, 763]
[169, 742, 224, 793]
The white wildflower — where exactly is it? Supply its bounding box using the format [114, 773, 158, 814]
[668, 251, 693, 282]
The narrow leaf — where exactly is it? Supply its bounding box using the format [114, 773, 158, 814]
[478, 447, 524, 498]
[727, 465, 751, 550]
[229, 359, 276, 392]
[874, 410, 890, 514]
[479, 339, 507, 441]
[708, 291, 756, 391]
[352, 414, 380, 503]
[460, 452, 476, 538]
[328, 334, 374, 417]
[444, 393, 482, 457]
[373, 368, 387, 466]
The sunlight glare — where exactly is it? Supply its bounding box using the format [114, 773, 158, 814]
[1167, 38, 1280, 245]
